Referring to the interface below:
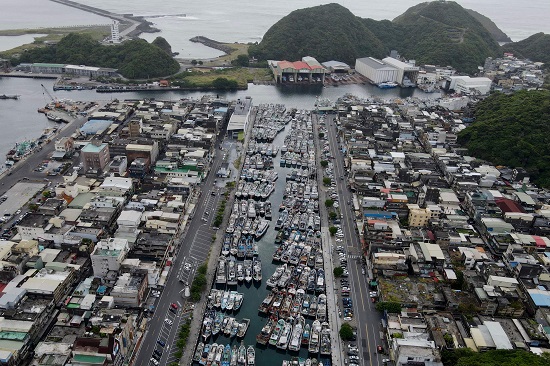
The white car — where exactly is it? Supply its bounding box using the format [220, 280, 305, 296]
[164, 318, 173, 326]
[336, 232, 344, 238]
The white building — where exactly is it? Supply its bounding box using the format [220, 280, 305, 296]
[91, 238, 129, 278]
[111, 20, 120, 43]
[355, 57, 398, 84]
[382, 57, 420, 87]
[446, 76, 492, 95]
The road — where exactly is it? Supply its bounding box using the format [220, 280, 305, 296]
[133, 144, 225, 366]
[319, 113, 385, 366]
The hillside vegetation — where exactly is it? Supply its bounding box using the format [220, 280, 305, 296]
[457, 90, 550, 187]
[443, 348, 550, 366]
[251, 1, 504, 73]
[502, 32, 550, 66]
[248, 3, 387, 65]
[464, 9, 512, 43]
[13, 33, 180, 79]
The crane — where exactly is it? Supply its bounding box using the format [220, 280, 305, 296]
[41, 83, 61, 108]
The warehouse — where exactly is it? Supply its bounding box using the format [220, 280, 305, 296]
[382, 57, 419, 87]
[354, 57, 398, 85]
[444, 76, 492, 95]
[269, 57, 326, 84]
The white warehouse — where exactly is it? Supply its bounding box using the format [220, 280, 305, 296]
[355, 57, 398, 84]
[382, 57, 419, 87]
[445, 76, 492, 95]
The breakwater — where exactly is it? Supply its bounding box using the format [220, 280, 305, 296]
[190, 36, 234, 55]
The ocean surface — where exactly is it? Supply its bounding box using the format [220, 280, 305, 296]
[1, 1, 549, 57]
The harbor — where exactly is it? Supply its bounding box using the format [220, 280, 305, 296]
[192, 105, 333, 366]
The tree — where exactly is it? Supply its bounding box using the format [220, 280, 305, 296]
[42, 190, 51, 198]
[329, 211, 338, 220]
[325, 199, 334, 208]
[339, 323, 354, 341]
[191, 60, 198, 65]
[231, 54, 250, 67]
[333, 266, 344, 277]
[375, 301, 402, 313]
[320, 160, 328, 167]
[318, 132, 325, 139]
[323, 177, 331, 186]
[28, 203, 39, 211]
[329, 226, 338, 236]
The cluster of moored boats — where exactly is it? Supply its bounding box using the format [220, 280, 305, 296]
[256, 315, 331, 355]
[280, 116, 316, 170]
[216, 257, 262, 285]
[253, 110, 331, 357]
[281, 357, 329, 366]
[193, 341, 255, 366]
[194, 105, 331, 365]
[247, 142, 279, 157]
[250, 104, 292, 142]
[202, 308, 250, 341]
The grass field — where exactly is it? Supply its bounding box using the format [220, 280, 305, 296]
[176, 67, 272, 88]
[0, 26, 111, 57]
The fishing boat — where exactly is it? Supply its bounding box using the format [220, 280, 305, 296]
[316, 294, 327, 322]
[244, 260, 253, 283]
[378, 81, 398, 88]
[275, 209, 289, 230]
[0, 95, 19, 100]
[227, 257, 238, 285]
[224, 318, 235, 337]
[255, 219, 269, 239]
[237, 262, 245, 282]
[193, 342, 204, 363]
[237, 318, 251, 338]
[199, 343, 210, 365]
[266, 264, 286, 288]
[301, 294, 311, 317]
[229, 344, 238, 366]
[256, 314, 277, 345]
[308, 320, 321, 354]
[288, 315, 305, 352]
[234, 292, 244, 311]
[246, 346, 255, 366]
[215, 344, 224, 364]
[258, 289, 277, 314]
[231, 318, 240, 337]
[276, 317, 294, 350]
[222, 344, 231, 366]
[253, 258, 262, 282]
[207, 343, 217, 364]
[302, 323, 311, 346]
[315, 269, 325, 293]
[227, 291, 238, 311]
[221, 291, 230, 311]
[238, 341, 246, 366]
[320, 322, 331, 355]
[268, 319, 285, 346]
[202, 313, 213, 341]
[216, 258, 227, 284]
[212, 311, 224, 336]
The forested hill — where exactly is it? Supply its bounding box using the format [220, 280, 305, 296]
[248, 3, 387, 65]
[457, 90, 550, 188]
[465, 9, 512, 43]
[14, 33, 180, 79]
[502, 33, 550, 66]
[250, 1, 505, 73]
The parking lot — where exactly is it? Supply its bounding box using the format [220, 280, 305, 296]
[0, 182, 45, 218]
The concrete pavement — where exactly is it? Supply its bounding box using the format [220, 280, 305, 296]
[318, 113, 384, 366]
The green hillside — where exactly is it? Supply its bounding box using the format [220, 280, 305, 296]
[12, 33, 180, 79]
[457, 90, 550, 187]
[248, 3, 387, 65]
[502, 32, 550, 66]
[252, 2, 504, 73]
[388, 1, 502, 73]
[465, 9, 511, 43]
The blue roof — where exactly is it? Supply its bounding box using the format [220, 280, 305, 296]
[529, 289, 550, 307]
[80, 119, 113, 135]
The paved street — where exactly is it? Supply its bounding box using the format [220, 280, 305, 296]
[133, 141, 226, 366]
[316, 113, 385, 366]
